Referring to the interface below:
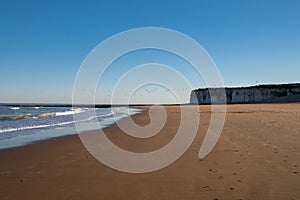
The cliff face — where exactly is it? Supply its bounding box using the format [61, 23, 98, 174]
[190, 83, 300, 104]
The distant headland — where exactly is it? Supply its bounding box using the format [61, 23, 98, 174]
[190, 83, 300, 104]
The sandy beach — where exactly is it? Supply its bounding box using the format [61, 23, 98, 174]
[0, 104, 299, 200]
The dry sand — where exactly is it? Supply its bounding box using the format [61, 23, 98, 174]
[0, 104, 299, 200]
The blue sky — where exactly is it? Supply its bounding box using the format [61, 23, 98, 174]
[0, 0, 299, 103]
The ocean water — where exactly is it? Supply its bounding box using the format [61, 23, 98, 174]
[0, 105, 141, 150]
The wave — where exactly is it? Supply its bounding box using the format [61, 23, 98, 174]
[0, 121, 76, 134]
[9, 107, 20, 110]
[0, 113, 55, 120]
[0, 111, 109, 134]
[0, 108, 85, 121]
[97, 111, 114, 118]
[32, 106, 40, 109]
[55, 108, 84, 116]
[0, 107, 137, 134]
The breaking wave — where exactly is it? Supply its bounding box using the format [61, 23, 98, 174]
[9, 107, 20, 110]
[0, 121, 75, 134]
[0, 108, 85, 121]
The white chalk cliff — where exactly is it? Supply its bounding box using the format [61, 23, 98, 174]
[190, 83, 300, 104]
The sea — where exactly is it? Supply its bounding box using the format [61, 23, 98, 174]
[0, 105, 141, 150]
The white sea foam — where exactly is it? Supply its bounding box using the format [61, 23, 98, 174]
[9, 107, 20, 110]
[32, 106, 40, 109]
[0, 108, 114, 134]
[0, 107, 141, 150]
[0, 121, 74, 134]
[97, 111, 114, 118]
[0, 108, 86, 121]
[55, 108, 85, 116]
[0, 114, 94, 134]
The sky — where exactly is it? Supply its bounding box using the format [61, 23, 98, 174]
[0, 0, 299, 104]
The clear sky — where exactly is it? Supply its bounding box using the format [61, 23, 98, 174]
[0, 0, 299, 104]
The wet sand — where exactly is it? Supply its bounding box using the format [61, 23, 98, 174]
[0, 104, 299, 200]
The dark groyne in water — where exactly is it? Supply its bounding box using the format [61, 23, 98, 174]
[190, 83, 300, 104]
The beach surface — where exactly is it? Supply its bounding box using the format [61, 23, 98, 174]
[0, 104, 299, 200]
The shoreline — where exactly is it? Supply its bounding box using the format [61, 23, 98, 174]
[0, 104, 299, 199]
[1, 102, 299, 151]
[0, 106, 143, 150]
